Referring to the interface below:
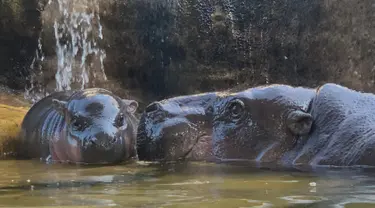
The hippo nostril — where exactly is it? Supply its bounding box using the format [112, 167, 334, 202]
[145, 102, 161, 113]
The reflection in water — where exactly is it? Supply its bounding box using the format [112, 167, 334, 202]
[1, 160, 375, 207]
[280, 195, 328, 204]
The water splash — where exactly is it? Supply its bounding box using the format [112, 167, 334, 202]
[51, 0, 107, 91]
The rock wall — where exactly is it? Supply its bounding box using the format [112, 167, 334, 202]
[0, 0, 43, 90]
[1, 0, 375, 107]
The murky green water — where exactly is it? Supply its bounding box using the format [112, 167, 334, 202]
[1, 160, 375, 207]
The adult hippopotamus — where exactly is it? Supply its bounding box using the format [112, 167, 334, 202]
[211, 84, 316, 164]
[289, 83, 375, 166]
[136, 92, 219, 161]
[18, 88, 139, 165]
[212, 83, 375, 167]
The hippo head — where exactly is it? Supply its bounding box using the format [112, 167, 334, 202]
[51, 88, 139, 164]
[136, 92, 218, 162]
[211, 85, 316, 163]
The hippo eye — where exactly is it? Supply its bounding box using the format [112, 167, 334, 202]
[227, 99, 245, 119]
[115, 113, 125, 127]
[206, 106, 214, 115]
[71, 116, 86, 131]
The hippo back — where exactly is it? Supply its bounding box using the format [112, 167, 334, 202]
[19, 91, 75, 159]
[292, 83, 375, 166]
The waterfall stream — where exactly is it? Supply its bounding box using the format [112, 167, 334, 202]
[24, 36, 45, 103]
[25, 0, 107, 102]
[53, 0, 107, 91]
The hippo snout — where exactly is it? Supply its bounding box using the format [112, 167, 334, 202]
[86, 132, 120, 150]
[80, 132, 126, 164]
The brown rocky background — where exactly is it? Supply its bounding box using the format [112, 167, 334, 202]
[1, 0, 375, 109]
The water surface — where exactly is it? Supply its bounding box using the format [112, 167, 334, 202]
[1, 160, 375, 207]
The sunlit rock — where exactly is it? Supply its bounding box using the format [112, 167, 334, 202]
[0, 91, 30, 159]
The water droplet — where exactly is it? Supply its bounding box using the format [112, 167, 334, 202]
[310, 187, 317, 193]
[309, 182, 316, 187]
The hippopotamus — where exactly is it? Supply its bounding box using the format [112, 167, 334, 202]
[289, 83, 375, 166]
[212, 83, 375, 167]
[211, 84, 316, 164]
[136, 92, 219, 161]
[18, 88, 139, 165]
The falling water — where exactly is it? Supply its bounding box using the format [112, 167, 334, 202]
[24, 36, 46, 103]
[51, 0, 107, 91]
[222, 0, 237, 36]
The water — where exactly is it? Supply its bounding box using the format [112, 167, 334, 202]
[24, 0, 108, 103]
[1, 161, 375, 207]
[24, 37, 46, 103]
[52, 0, 107, 91]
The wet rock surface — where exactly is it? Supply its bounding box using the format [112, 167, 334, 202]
[0, 0, 375, 106]
[0, 0, 43, 90]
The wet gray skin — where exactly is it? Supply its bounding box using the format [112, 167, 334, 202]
[18, 88, 139, 165]
[288, 83, 375, 166]
[211, 84, 316, 164]
[137, 92, 219, 161]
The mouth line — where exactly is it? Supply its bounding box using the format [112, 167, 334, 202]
[177, 133, 207, 161]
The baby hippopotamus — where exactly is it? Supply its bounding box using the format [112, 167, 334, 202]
[137, 92, 219, 161]
[211, 84, 316, 163]
[18, 88, 139, 165]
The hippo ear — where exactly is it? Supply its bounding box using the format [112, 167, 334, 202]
[52, 99, 68, 115]
[286, 110, 313, 136]
[122, 99, 139, 114]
